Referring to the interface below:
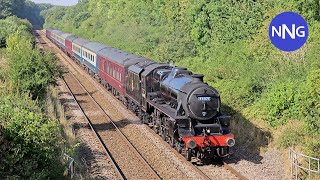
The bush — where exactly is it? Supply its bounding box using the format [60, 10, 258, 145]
[0, 86, 64, 179]
[301, 69, 320, 134]
[6, 32, 62, 100]
[261, 82, 300, 127]
[0, 13, 65, 180]
[0, 16, 32, 47]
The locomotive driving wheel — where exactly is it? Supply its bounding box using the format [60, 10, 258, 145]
[185, 148, 192, 161]
[161, 127, 166, 141]
[168, 137, 175, 148]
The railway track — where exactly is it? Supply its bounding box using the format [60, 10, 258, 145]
[62, 62, 160, 179]
[36, 31, 160, 179]
[60, 72, 125, 179]
[223, 161, 247, 180]
[35, 30, 247, 180]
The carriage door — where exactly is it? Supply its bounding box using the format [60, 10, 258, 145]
[141, 75, 147, 109]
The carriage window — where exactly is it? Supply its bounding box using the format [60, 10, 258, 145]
[117, 70, 119, 80]
[116, 68, 118, 80]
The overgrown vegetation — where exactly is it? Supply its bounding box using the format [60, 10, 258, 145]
[6, 32, 62, 99]
[0, 16, 32, 47]
[0, 88, 64, 179]
[0, 7, 65, 179]
[0, 0, 52, 27]
[44, 0, 319, 156]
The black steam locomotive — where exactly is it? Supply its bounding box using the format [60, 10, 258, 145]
[47, 28, 235, 161]
[131, 64, 235, 161]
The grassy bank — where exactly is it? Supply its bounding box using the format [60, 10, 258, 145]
[0, 17, 66, 178]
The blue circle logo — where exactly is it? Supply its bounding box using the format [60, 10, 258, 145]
[268, 12, 308, 52]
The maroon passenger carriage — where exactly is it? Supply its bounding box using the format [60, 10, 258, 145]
[97, 48, 145, 97]
[46, 28, 235, 161]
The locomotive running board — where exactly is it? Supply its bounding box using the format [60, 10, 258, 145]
[146, 99, 188, 120]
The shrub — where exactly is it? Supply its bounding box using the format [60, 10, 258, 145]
[6, 32, 62, 100]
[0, 86, 64, 179]
[301, 69, 320, 134]
[0, 16, 32, 47]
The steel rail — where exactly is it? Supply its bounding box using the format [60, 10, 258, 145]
[61, 53, 161, 179]
[34, 30, 125, 179]
[61, 75, 126, 180]
[223, 161, 247, 180]
[37, 30, 161, 179]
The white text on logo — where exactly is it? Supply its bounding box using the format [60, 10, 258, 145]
[271, 24, 306, 39]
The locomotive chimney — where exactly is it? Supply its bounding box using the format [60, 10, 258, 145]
[191, 74, 204, 81]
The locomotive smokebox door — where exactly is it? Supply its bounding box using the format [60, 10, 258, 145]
[186, 86, 220, 121]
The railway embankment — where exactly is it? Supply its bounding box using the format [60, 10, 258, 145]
[0, 21, 66, 179]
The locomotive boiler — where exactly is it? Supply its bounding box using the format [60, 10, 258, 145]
[158, 67, 220, 121]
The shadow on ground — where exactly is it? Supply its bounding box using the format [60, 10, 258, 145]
[221, 104, 272, 165]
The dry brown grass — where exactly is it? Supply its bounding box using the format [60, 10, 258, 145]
[0, 49, 8, 69]
[45, 86, 90, 179]
[46, 86, 76, 144]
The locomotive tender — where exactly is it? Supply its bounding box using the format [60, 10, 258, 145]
[46, 28, 235, 161]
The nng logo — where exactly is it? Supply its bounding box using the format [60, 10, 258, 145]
[271, 24, 306, 39]
[269, 12, 308, 52]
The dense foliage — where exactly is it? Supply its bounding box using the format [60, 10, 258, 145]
[0, 0, 52, 47]
[0, 14, 64, 179]
[0, 0, 52, 27]
[6, 32, 62, 99]
[0, 16, 32, 47]
[44, 0, 319, 155]
[0, 88, 64, 179]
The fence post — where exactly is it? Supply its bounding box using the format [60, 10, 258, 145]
[295, 153, 298, 179]
[318, 158, 320, 174]
[289, 147, 320, 179]
[290, 149, 293, 179]
[64, 153, 75, 179]
[308, 158, 311, 180]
